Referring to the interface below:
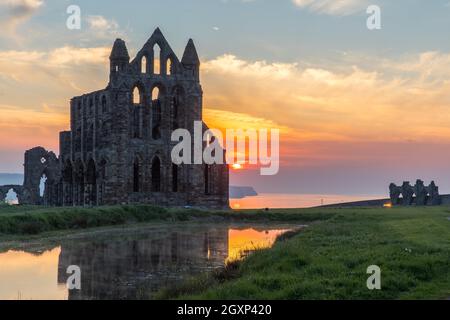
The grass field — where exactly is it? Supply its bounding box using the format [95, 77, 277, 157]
[156, 206, 450, 300]
[0, 204, 449, 299]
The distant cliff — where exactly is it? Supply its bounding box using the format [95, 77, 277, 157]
[229, 186, 258, 199]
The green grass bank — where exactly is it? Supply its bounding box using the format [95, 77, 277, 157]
[156, 206, 450, 300]
[0, 204, 330, 236]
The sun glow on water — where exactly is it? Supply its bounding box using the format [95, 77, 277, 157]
[226, 228, 291, 264]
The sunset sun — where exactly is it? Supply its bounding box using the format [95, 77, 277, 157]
[231, 163, 243, 170]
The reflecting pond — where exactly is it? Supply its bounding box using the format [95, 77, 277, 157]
[0, 223, 300, 300]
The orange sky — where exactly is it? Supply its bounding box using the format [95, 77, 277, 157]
[2, 37, 450, 194]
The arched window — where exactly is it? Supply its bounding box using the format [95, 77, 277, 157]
[141, 56, 147, 74]
[153, 44, 161, 75]
[152, 87, 160, 101]
[166, 58, 172, 75]
[132, 86, 144, 138]
[133, 87, 141, 105]
[4, 189, 18, 205]
[133, 158, 140, 192]
[152, 87, 162, 140]
[152, 157, 161, 192]
[172, 164, 178, 192]
[40, 173, 47, 198]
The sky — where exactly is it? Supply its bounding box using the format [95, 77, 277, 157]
[1, 0, 450, 196]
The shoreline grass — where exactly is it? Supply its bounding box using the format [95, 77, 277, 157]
[0, 204, 333, 237]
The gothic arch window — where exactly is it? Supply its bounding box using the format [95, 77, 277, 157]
[152, 86, 162, 140]
[152, 87, 160, 101]
[4, 188, 18, 205]
[152, 156, 161, 192]
[40, 173, 47, 198]
[166, 57, 172, 76]
[153, 44, 161, 75]
[141, 56, 147, 74]
[133, 87, 142, 105]
[132, 85, 144, 139]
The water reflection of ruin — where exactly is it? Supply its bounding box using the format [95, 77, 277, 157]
[57, 228, 228, 300]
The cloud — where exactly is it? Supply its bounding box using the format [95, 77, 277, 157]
[202, 53, 450, 147]
[2, 45, 450, 175]
[203, 54, 298, 79]
[0, 45, 111, 166]
[292, 0, 369, 15]
[86, 15, 122, 39]
[0, 46, 110, 99]
[0, 0, 44, 38]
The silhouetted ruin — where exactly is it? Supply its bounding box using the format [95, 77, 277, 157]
[0, 28, 229, 208]
[389, 180, 441, 206]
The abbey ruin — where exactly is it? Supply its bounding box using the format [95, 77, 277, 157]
[389, 180, 441, 206]
[0, 28, 229, 208]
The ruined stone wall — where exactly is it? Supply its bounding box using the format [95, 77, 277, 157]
[20, 147, 61, 205]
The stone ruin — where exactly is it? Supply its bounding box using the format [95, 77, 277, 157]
[389, 180, 441, 206]
[1, 28, 229, 209]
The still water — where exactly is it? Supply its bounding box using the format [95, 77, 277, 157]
[0, 223, 297, 300]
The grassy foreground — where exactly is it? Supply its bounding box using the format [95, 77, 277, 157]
[1, 204, 449, 299]
[156, 206, 450, 300]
